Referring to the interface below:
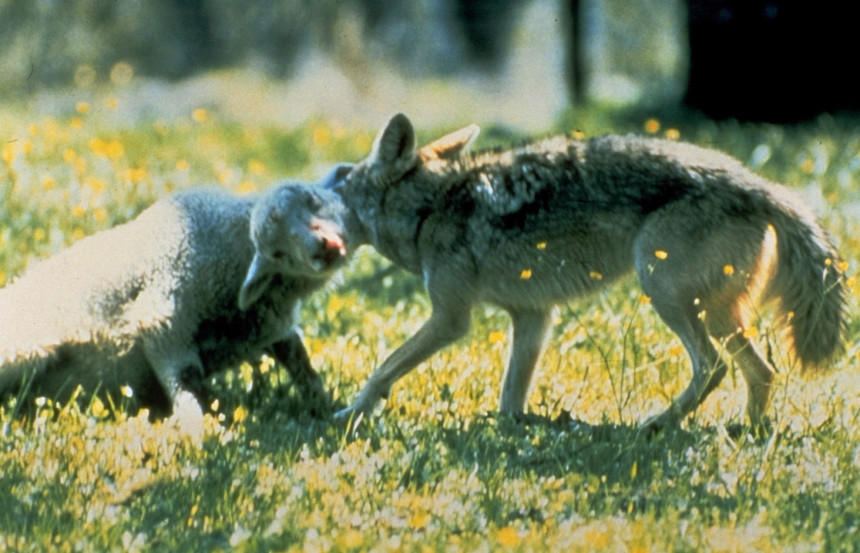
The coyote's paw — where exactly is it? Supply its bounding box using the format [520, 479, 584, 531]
[333, 406, 361, 425]
[333, 395, 379, 427]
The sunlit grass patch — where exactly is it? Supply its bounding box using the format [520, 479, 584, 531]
[1, 99, 859, 551]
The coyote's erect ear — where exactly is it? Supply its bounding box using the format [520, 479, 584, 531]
[370, 113, 416, 166]
[419, 123, 481, 161]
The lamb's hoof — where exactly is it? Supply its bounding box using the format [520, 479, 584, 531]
[168, 393, 207, 442]
[639, 414, 679, 439]
[725, 418, 773, 442]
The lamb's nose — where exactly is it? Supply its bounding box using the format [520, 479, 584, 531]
[311, 221, 347, 260]
[321, 233, 346, 257]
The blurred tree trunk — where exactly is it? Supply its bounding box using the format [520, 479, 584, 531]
[565, 0, 586, 105]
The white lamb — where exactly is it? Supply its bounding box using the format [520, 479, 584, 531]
[0, 167, 354, 424]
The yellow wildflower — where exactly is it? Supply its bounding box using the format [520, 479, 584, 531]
[338, 529, 364, 549]
[408, 512, 430, 530]
[1, 143, 14, 165]
[125, 167, 148, 185]
[488, 330, 506, 344]
[236, 181, 256, 196]
[247, 159, 267, 175]
[311, 125, 332, 148]
[86, 177, 106, 193]
[192, 108, 209, 123]
[110, 61, 134, 86]
[496, 526, 522, 547]
[90, 397, 108, 419]
[644, 118, 660, 134]
[105, 140, 124, 159]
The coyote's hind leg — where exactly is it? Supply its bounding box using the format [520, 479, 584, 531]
[640, 287, 728, 431]
[633, 207, 736, 430]
[634, 203, 776, 431]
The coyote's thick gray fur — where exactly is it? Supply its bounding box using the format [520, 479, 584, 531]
[333, 113, 846, 431]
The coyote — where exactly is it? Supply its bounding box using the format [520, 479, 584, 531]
[332, 113, 845, 431]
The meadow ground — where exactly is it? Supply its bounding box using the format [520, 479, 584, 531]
[1, 80, 859, 552]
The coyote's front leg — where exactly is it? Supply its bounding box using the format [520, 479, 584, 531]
[334, 291, 472, 423]
[499, 307, 554, 415]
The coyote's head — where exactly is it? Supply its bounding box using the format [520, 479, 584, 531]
[239, 182, 351, 310]
[329, 113, 480, 237]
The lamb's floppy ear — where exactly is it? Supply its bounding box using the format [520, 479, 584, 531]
[238, 253, 276, 310]
[370, 113, 416, 167]
[419, 123, 480, 161]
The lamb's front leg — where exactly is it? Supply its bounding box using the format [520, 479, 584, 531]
[334, 298, 472, 424]
[269, 329, 329, 413]
[144, 344, 207, 437]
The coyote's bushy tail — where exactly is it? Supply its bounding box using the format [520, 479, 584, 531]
[769, 205, 846, 369]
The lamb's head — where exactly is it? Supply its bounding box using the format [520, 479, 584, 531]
[239, 182, 352, 310]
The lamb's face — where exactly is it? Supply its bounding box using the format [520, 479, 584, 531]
[254, 184, 350, 276]
[239, 183, 351, 310]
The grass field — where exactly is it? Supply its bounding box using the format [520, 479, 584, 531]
[2, 84, 859, 552]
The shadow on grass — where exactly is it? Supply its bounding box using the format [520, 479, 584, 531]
[364, 411, 756, 522]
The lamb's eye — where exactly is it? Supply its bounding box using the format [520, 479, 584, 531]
[271, 250, 287, 260]
[305, 192, 322, 210]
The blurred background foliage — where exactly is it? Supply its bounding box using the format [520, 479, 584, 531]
[2, 0, 857, 130]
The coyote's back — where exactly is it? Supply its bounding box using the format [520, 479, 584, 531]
[334, 113, 846, 430]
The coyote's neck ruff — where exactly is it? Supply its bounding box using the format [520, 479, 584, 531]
[334, 113, 846, 432]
